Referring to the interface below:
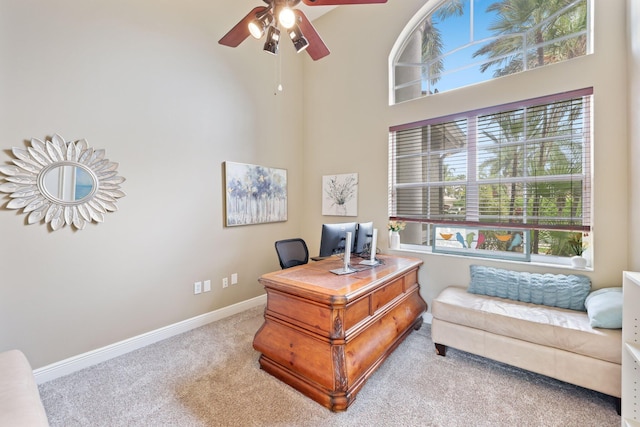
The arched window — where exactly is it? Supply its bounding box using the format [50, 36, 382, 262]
[389, 0, 591, 104]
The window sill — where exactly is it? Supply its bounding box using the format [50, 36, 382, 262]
[389, 245, 593, 272]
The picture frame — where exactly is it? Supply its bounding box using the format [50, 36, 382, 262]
[322, 173, 358, 216]
[224, 161, 287, 226]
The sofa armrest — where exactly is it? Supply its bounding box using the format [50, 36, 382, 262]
[0, 350, 49, 427]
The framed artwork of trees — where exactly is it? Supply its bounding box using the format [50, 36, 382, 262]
[224, 161, 287, 226]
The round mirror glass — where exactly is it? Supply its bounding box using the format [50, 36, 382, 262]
[42, 164, 96, 203]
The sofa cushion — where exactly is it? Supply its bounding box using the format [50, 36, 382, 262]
[432, 286, 622, 364]
[584, 287, 623, 329]
[468, 265, 591, 311]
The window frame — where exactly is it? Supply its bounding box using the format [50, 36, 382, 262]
[388, 88, 593, 265]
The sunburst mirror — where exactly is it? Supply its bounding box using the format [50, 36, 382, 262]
[0, 134, 125, 231]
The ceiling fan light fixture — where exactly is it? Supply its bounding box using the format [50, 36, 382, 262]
[263, 25, 280, 55]
[278, 7, 296, 29]
[248, 9, 273, 39]
[222, 0, 365, 61]
[248, 21, 265, 39]
[288, 25, 309, 53]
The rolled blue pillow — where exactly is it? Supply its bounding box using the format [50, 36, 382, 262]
[468, 265, 591, 311]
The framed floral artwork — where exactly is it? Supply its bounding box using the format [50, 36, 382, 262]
[322, 173, 358, 216]
[224, 161, 287, 226]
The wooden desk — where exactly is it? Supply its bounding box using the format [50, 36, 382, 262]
[253, 254, 426, 411]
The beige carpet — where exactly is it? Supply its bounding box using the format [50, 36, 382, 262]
[39, 305, 619, 426]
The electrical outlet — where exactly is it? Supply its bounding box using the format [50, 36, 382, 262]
[222, 277, 229, 288]
[231, 273, 238, 285]
[194, 281, 202, 295]
[204, 279, 211, 292]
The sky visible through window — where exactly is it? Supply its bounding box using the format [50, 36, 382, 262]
[427, 0, 501, 94]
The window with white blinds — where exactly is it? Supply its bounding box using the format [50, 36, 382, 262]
[389, 88, 592, 258]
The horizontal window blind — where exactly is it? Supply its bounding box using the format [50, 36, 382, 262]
[389, 88, 592, 232]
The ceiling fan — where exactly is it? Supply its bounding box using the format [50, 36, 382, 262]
[219, 0, 388, 61]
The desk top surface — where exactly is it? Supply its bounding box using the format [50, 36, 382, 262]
[259, 254, 423, 301]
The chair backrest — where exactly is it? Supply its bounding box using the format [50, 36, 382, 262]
[275, 238, 309, 269]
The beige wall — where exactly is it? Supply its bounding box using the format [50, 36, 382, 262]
[302, 0, 630, 306]
[629, 0, 640, 270]
[0, 0, 305, 368]
[0, 0, 632, 370]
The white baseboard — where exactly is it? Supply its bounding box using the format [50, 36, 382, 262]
[34, 294, 267, 384]
[423, 312, 433, 324]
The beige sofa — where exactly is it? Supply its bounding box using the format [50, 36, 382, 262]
[432, 286, 622, 411]
[0, 350, 49, 426]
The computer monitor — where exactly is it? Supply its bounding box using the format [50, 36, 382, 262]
[354, 222, 373, 255]
[319, 222, 357, 257]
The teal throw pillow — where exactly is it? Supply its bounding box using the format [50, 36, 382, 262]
[584, 287, 623, 329]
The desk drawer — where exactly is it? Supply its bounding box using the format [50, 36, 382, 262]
[372, 276, 405, 313]
[267, 291, 332, 335]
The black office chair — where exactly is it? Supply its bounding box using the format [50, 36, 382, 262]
[275, 238, 309, 269]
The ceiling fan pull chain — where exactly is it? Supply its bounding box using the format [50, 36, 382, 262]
[274, 52, 284, 95]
